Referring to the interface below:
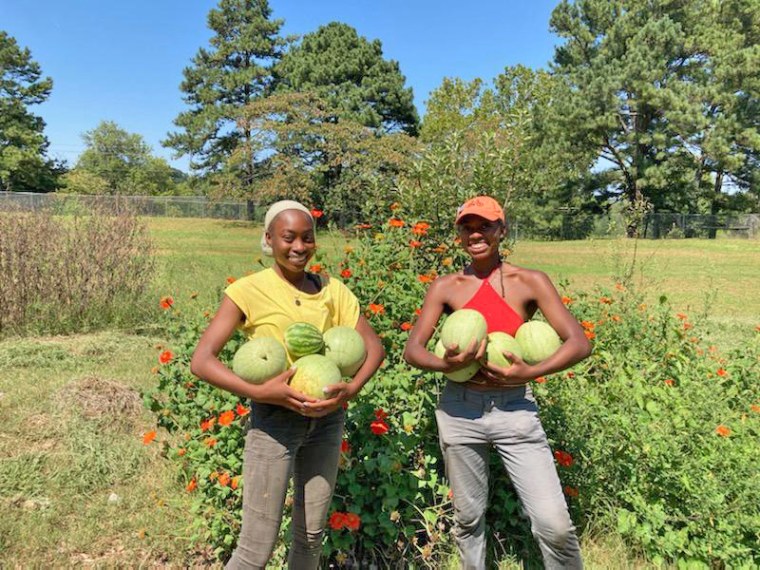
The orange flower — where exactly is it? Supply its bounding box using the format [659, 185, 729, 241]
[432, 244, 448, 253]
[150, 366, 159, 374]
[715, 425, 731, 437]
[715, 367, 728, 377]
[310, 208, 324, 218]
[218, 473, 231, 487]
[236, 403, 250, 416]
[683, 322, 693, 330]
[599, 296, 612, 304]
[534, 376, 546, 384]
[231, 476, 239, 490]
[177, 448, 186, 457]
[341, 268, 353, 279]
[566, 371, 575, 379]
[388, 218, 405, 228]
[750, 404, 760, 413]
[584, 330, 596, 340]
[442, 257, 453, 267]
[159, 350, 174, 364]
[344, 512, 361, 531]
[412, 222, 430, 235]
[611, 315, 621, 322]
[226, 276, 236, 284]
[563, 486, 579, 498]
[561, 296, 572, 305]
[159, 296, 174, 310]
[355, 223, 372, 230]
[409, 240, 422, 248]
[418, 274, 434, 283]
[676, 313, 688, 320]
[615, 282, 626, 291]
[414, 308, 422, 316]
[329, 512, 347, 530]
[341, 440, 351, 453]
[580, 320, 595, 330]
[368, 303, 385, 315]
[204, 437, 217, 447]
[143, 431, 157, 445]
[203, 310, 211, 318]
[390, 202, 400, 211]
[218, 410, 235, 426]
[186, 478, 197, 492]
[370, 419, 389, 435]
[664, 379, 674, 386]
[309, 263, 323, 273]
[400, 322, 413, 331]
[200, 417, 216, 431]
[554, 450, 574, 468]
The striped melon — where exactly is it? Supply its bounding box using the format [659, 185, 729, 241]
[483, 332, 523, 368]
[434, 340, 481, 383]
[323, 326, 366, 376]
[515, 321, 562, 364]
[284, 322, 324, 359]
[290, 354, 343, 400]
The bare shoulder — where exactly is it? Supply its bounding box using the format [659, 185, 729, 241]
[503, 263, 557, 298]
[426, 272, 469, 303]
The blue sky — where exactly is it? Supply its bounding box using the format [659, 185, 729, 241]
[4, 0, 562, 172]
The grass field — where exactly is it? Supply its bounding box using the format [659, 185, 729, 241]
[1, 216, 757, 567]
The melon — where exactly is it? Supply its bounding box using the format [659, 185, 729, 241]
[232, 337, 288, 384]
[290, 354, 343, 400]
[284, 322, 324, 359]
[434, 340, 481, 383]
[323, 326, 367, 377]
[515, 321, 562, 364]
[483, 332, 523, 368]
[439, 309, 487, 354]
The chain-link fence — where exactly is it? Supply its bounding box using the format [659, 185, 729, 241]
[1, 192, 757, 239]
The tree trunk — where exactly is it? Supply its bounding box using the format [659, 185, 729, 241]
[708, 170, 723, 240]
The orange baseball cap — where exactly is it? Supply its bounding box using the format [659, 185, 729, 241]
[455, 196, 505, 224]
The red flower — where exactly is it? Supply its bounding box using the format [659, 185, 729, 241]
[310, 208, 324, 218]
[418, 274, 434, 284]
[218, 410, 235, 426]
[409, 240, 422, 248]
[375, 408, 388, 420]
[716, 368, 728, 377]
[309, 263, 323, 273]
[218, 473, 231, 487]
[226, 276, 236, 284]
[329, 512, 347, 530]
[159, 350, 174, 364]
[388, 218, 405, 228]
[236, 403, 250, 416]
[664, 379, 675, 386]
[414, 308, 422, 316]
[341, 440, 350, 453]
[715, 425, 731, 437]
[341, 268, 353, 279]
[584, 330, 596, 340]
[566, 371, 575, 379]
[142, 431, 157, 444]
[370, 419, 389, 435]
[177, 448, 186, 457]
[554, 450, 574, 468]
[186, 478, 197, 492]
[561, 296, 572, 305]
[534, 376, 546, 384]
[564, 486, 579, 498]
[159, 296, 174, 310]
[204, 437, 217, 447]
[368, 303, 385, 315]
[400, 322, 413, 331]
[355, 223, 372, 230]
[200, 417, 216, 431]
[599, 296, 612, 304]
[344, 512, 361, 531]
[412, 222, 430, 235]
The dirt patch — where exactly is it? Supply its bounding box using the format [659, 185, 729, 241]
[58, 376, 142, 422]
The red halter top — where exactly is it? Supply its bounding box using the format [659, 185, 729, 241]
[462, 274, 524, 336]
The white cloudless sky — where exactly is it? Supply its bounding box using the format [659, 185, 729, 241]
[4, 0, 562, 172]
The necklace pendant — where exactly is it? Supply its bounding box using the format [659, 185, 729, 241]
[295, 299, 301, 306]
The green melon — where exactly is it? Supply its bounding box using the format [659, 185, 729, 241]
[483, 331, 523, 368]
[284, 322, 324, 359]
[323, 326, 367, 377]
[290, 354, 343, 400]
[232, 337, 288, 384]
[440, 309, 487, 355]
[434, 340, 481, 383]
[515, 321, 562, 364]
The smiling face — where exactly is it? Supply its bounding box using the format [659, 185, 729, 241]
[266, 210, 316, 273]
[456, 214, 505, 260]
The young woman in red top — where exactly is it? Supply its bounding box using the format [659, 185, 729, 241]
[403, 196, 591, 569]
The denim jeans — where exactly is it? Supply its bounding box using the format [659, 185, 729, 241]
[226, 403, 344, 570]
[435, 382, 583, 570]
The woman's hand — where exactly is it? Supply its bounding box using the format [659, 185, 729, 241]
[252, 368, 318, 412]
[442, 338, 487, 373]
[301, 380, 360, 418]
[479, 351, 536, 387]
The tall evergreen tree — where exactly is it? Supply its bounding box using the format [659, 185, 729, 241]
[0, 31, 57, 192]
[276, 22, 419, 135]
[163, 0, 286, 208]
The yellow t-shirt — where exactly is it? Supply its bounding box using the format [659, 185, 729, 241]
[225, 268, 361, 364]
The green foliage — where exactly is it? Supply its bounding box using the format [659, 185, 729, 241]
[163, 0, 286, 195]
[0, 31, 60, 192]
[276, 22, 419, 135]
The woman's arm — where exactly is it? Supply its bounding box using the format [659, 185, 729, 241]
[190, 296, 316, 413]
[403, 277, 485, 372]
[483, 272, 591, 384]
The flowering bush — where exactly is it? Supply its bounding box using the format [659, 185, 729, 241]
[145, 208, 760, 567]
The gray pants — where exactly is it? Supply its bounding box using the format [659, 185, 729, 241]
[226, 403, 344, 570]
[435, 382, 583, 570]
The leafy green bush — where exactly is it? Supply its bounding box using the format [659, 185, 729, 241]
[145, 210, 760, 567]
